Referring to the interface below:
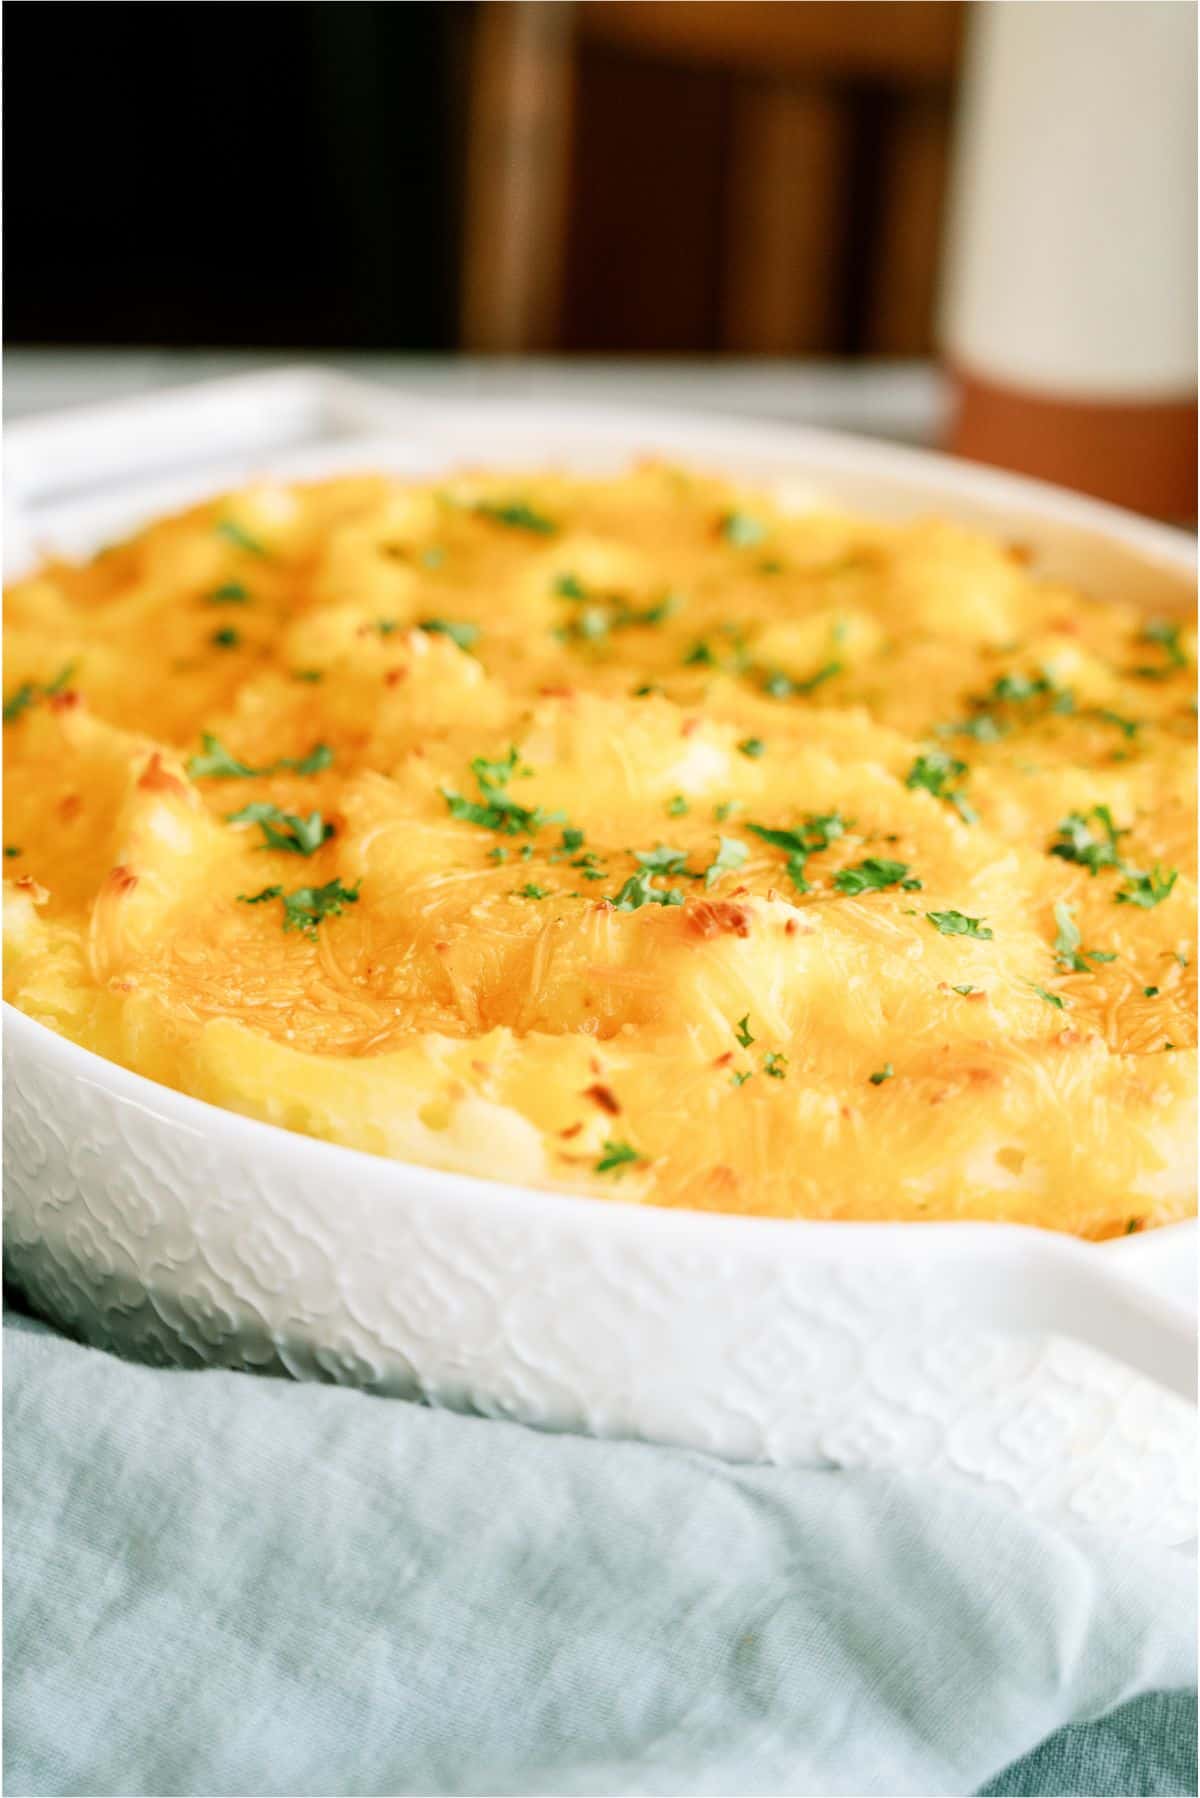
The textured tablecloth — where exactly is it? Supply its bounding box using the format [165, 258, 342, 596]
[3, 1301, 1194, 1798]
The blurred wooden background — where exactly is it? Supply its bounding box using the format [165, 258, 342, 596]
[462, 1, 965, 357]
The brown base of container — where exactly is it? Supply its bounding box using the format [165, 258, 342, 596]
[946, 364, 1198, 523]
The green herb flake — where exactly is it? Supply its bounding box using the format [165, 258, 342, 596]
[1028, 982, 1067, 1010]
[209, 581, 249, 605]
[734, 1014, 755, 1048]
[746, 811, 847, 894]
[1052, 899, 1116, 972]
[4, 845, 21, 858]
[442, 745, 565, 839]
[905, 750, 977, 824]
[612, 870, 685, 912]
[683, 640, 716, 667]
[950, 984, 978, 996]
[553, 572, 587, 599]
[293, 669, 324, 683]
[1049, 807, 1127, 875]
[238, 877, 360, 939]
[666, 795, 690, 818]
[419, 618, 480, 652]
[721, 511, 766, 548]
[211, 626, 241, 649]
[738, 737, 766, 759]
[703, 836, 748, 890]
[477, 500, 558, 536]
[833, 857, 921, 896]
[1117, 867, 1178, 909]
[285, 742, 334, 777]
[595, 1139, 642, 1176]
[215, 518, 268, 557]
[1133, 618, 1188, 677]
[1144, 985, 1161, 998]
[869, 1063, 894, 1086]
[762, 1051, 788, 1080]
[3, 663, 76, 724]
[186, 735, 332, 781]
[926, 909, 994, 940]
[227, 802, 332, 856]
[516, 882, 550, 900]
[731, 1070, 753, 1088]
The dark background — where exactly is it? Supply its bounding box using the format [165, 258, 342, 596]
[5, 3, 465, 351]
[4, 1, 962, 357]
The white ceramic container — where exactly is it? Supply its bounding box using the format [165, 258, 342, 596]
[4, 370, 1196, 1543]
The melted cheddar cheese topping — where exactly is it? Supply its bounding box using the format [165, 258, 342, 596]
[4, 466, 1195, 1235]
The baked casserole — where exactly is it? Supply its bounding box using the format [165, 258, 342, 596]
[4, 466, 1195, 1236]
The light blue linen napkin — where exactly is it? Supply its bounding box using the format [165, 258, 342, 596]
[3, 1304, 1194, 1798]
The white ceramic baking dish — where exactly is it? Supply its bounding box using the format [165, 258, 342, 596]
[3, 369, 1196, 1543]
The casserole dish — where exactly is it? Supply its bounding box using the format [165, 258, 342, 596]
[4, 369, 1196, 1542]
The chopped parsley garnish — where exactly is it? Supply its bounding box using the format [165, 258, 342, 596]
[833, 858, 921, 896]
[227, 802, 332, 856]
[633, 844, 689, 875]
[293, 669, 324, 683]
[612, 869, 685, 911]
[905, 750, 976, 824]
[1144, 985, 1161, 998]
[1049, 807, 1127, 875]
[1052, 900, 1116, 972]
[211, 626, 241, 649]
[595, 1139, 641, 1176]
[442, 745, 565, 838]
[926, 909, 994, 940]
[721, 511, 766, 548]
[762, 1052, 787, 1079]
[1093, 709, 1141, 740]
[683, 640, 716, 667]
[209, 581, 249, 604]
[738, 737, 766, 759]
[713, 800, 739, 823]
[419, 618, 480, 651]
[1133, 618, 1188, 677]
[764, 660, 843, 701]
[561, 591, 680, 645]
[4, 845, 21, 858]
[375, 619, 400, 637]
[553, 571, 587, 599]
[734, 1014, 755, 1048]
[186, 735, 333, 780]
[667, 794, 690, 817]
[1117, 866, 1178, 909]
[3, 663, 76, 724]
[476, 499, 557, 535]
[942, 667, 1076, 742]
[516, 882, 550, 900]
[560, 827, 585, 853]
[1048, 810, 1176, 909]
[238, 877, 360, 938]
[869, 1064, 894, 1086]
[746, 811, 848, 893]
[731, 1070, 753, 1088]
[215, 518, 268, 557]
[1028, 983, 1067, 1010]
[287, 743, 335, 776]
[950, 984, 978, 996]
[703, 836, 748, 890]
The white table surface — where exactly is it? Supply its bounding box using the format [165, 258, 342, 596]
[3, 350, 945, 445]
